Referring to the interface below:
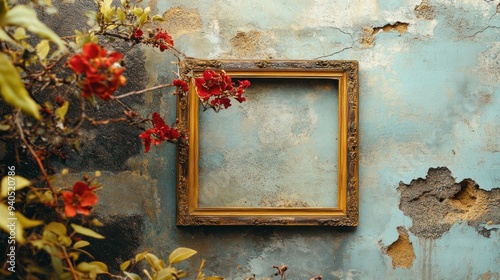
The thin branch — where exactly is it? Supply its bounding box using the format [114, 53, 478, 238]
[111, 83, 175, 99]
[14, 111, 60, 214]
[61, 245, 79, 280]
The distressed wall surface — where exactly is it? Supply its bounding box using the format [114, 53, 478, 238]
[49, 0, 500, 279]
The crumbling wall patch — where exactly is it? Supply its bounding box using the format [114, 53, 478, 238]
[361, 22, 409, 47]
[383, 227, 416, 269]
[398, 167, 500, 239]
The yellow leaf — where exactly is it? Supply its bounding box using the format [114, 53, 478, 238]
[153, 267, 176, 280]
[120, 260, 131, 271]
[0, 203, 43, 244]
[0, 5, 67, 55]
[132, 7, 143, 17]
[55, 100, 69, 120]
[1, 176, 32, 198]
[168, 247, 197, 265]
[44, 222, 67, 237]
[71, 224, 105, 239]
[117, 7, 125, 22]
[0, 0, 8, 17]
[145, 253, 165, 272]
[36, 39, 50, 60]
[0, 53, 41, 119]
[73, 240, 90, 249]
[152, 15, 165, 22]
[123, 271, 141, 280]
[13, 27, 28, 40]
[0, 28, 14, 44]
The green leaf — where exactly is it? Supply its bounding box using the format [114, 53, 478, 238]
[71, 224, 105, 239]
[117, 7, 126, 22]
[123, 271, 141, 280]
[36, 39, 50, 60]
[0, 53, 41, 119]
[1, 175, 32, 198]
[73, 240, 90, 249]
[0, 5, 67, 55]
[168, 247, 197, 265]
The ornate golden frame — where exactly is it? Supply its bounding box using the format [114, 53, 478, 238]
[177, 59, 359, 226]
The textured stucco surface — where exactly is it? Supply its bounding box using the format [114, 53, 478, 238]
[42, 0, 500, 279]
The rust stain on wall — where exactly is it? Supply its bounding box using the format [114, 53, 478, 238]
[361, 22, 409, 47]
[162, 6, 202, 36]
[383, 227, 416, 269]
[398, 167, 500, 239]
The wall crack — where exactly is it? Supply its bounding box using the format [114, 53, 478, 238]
[314, 27, 354, 59]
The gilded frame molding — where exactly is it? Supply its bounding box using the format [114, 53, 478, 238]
[177, 59, 359, 226]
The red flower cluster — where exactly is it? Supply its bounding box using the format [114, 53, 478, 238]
[133, 28, 143, 39]
[173, 79, 189, 92]
[62, 182, 98, 217]
[69, 43, 126, 100]
[139, 112, 180, 152]
[195, 70, 250, 111]
[153, 29, 174, 52]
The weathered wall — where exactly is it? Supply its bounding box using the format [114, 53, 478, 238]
[55, 0, 500, 279]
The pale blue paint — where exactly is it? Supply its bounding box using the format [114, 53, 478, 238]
[139, 0, 500, 279]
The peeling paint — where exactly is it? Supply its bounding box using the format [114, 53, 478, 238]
[398, 167, 500, 239]
[162, 6, 202, 37]
[383, 227, 416, 269]
[361, 21, 409, 46]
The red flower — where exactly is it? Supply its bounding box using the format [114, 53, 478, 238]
[194, 70, 250, 111]
[133, 28, 143, 39]
[173, 79, 189, 92]
[139, 112, 180, 152]
[154, 30, 174, 52]
[68, 43, 126, 100]
[62, 182, 98, 217]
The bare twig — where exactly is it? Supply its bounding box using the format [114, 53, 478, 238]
[14, 110, 60, 214]
[111, 83, 175, 99]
